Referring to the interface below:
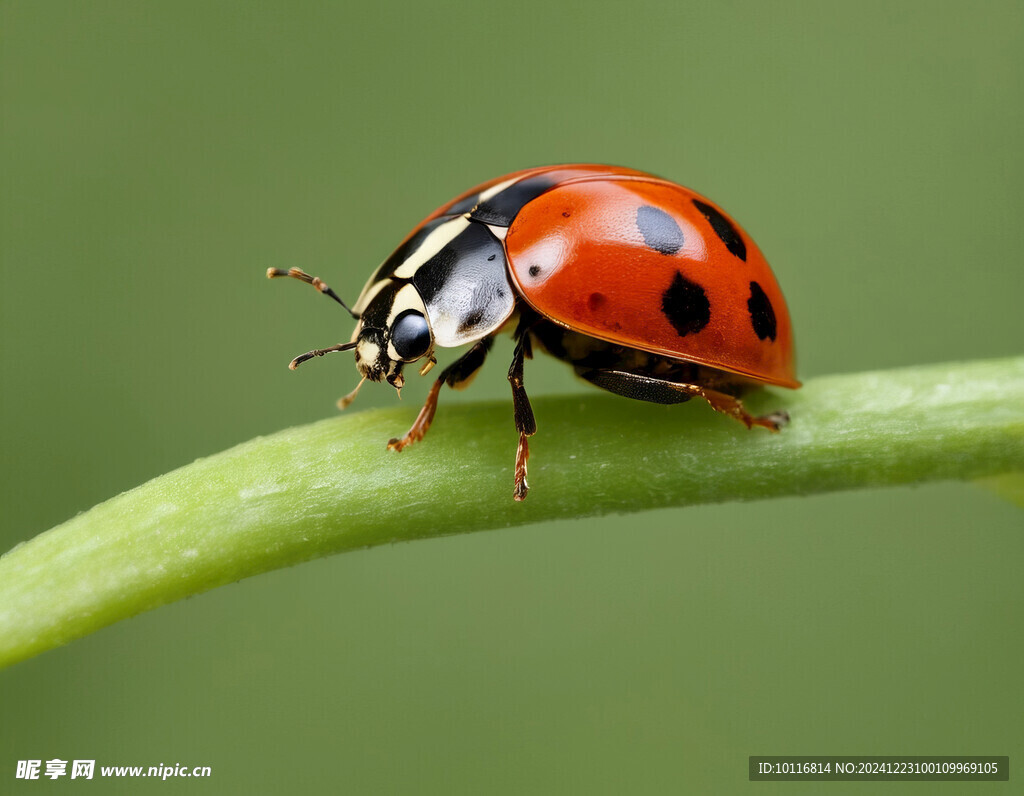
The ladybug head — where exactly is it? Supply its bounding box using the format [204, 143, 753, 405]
[278, 274, 436, 408]
[352, 280, 434, 390]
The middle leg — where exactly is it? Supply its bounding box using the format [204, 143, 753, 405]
[508, 328, 537, 501]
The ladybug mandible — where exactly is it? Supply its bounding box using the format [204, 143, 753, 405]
[269, 164, 799, 501]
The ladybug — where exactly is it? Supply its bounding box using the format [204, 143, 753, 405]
[269, 164, 799, 501]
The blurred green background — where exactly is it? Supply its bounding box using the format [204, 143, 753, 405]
[2, 1, 1021, 793]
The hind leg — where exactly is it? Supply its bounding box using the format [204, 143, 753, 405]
[579, 369, 788, 431]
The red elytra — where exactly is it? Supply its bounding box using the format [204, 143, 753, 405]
[504, 171, 799, 389]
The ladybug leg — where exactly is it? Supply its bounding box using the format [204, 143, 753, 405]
[580, 369, 695, 405]
[579, 369, 787, 431]
[682, 384, 788, 431]
[267, 267, 359, 319]
[508, 331, 537, 502]
[387, 337, 494, 452]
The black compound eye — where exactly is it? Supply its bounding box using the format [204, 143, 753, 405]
[390, 310, 431, 361]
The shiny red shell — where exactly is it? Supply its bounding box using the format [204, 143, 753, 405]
[435, 165, 800, 389]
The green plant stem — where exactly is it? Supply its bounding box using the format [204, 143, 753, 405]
[1, 357, 1022, 669]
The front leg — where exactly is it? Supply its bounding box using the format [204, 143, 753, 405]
[579, 369, 789, 431]
[387, 337, 494, 452]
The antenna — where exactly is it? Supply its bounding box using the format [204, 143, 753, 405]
[267, 267, 360, 319]
[288, 341, 357, 370]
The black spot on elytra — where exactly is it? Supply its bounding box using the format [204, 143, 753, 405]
[636, 205, 684, 255]
[528, 265, 542, 277]
[661, 272, 710, 337]
[588, 292, 607, 312]
[692, 199, 746, 261]
[747, 281, 777, 341]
